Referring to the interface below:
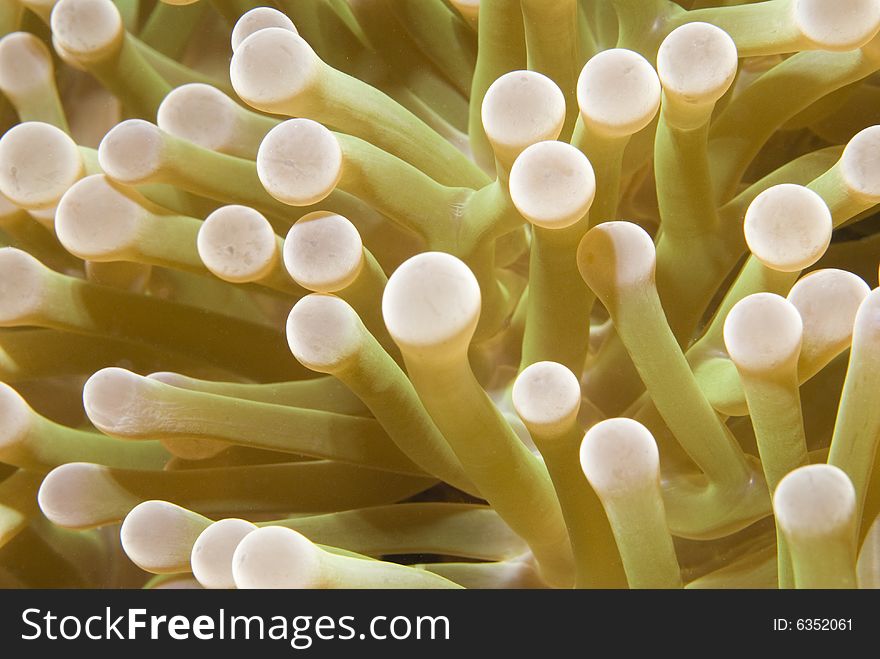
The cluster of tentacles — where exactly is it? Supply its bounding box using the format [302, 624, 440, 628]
[0, 0, 879, 589]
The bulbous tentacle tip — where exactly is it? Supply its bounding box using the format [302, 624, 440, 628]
[50, 0, 124, 63]
[283, 211, 363, 293]
[157, 84, 239, 153]
[774, 464, 856, 539]
[256, 118, 342, 207]
[744, 183, 832, 273]
[481, 70, 566, 164]
[0, 122, 82, 209]
[0, 247, 50, 326]
[0, 31, 56, 97]
[192, 518, 258, 589]
[576, 221, 656, 299]
[579, 418, 660, 497]
[512, 361, 581, 436]
[382, 252, 482, 356]
[37, 462, 125, 529]
[795, 0, 880, 51]
[82, 367, 149, 436]
[577, 48, 661, 139]
[198, 205, 278, 283]
[231, 6, 298, 52]
[0, 382, 32, 453]
[55, 174, 146, 260]
[286, 294, 364, 373]
[841, 125, 880, 202]
[232, 526, 321, 590]
[657, 21, 738, 105]
[230, 28, 319, 112]
[98, 119, 165, 185]
[723, 293, 803, 374]
[120, 501, 208, 574]
[509, 141, 595, 229]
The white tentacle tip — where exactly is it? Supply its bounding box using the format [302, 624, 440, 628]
[577, 221, 656, 295]
[198, 205, 279, 283]
[841, 125, 880, 202]
[657, 22, 738, 104]
[283, 211, 363, 292]
[82, 367, 148, 436]
[192, 518, 258, 589]
[286, 294, 364, 371]
[774, 464, 856, 539]
[787, 269, 870, 361]
[579, 417, 660, 496]
[481, 70, 566, 159]
[230, 28, 318, 111]
[0, 32, 55, 96]
[723, 293, 804, 373]
[157, 84, 239, 154]
[509, 141, 595, 229]
[256, 119, 342, 206]
[382, 252, 482, 354]
[795, 0, 880, 51]
[577, 49, 661, 138]
[852, 286, 880, 342]
[512, 361, 582, 435]
[50, 0, 124, 62]
[743, 183, 831, 272]
[231, 7, 298, 52]
[0, 247, 50, 326]
[232, 526, 321, 589]
[55, 174, 145, 260]
[98, 119, 165, 185]
[0, 382, 32, 452]
[0, 121, 83, 209]
[37, 462, 121, 529]
[120, 501, 207, 574]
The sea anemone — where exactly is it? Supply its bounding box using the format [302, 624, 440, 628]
[0, 0, 878, 590]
